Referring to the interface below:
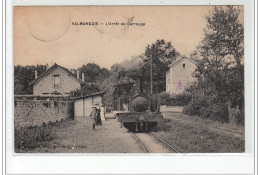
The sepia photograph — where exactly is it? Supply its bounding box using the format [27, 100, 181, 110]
[13, 6, 245, 154]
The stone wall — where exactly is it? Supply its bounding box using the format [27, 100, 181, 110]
[14, 96, 74, 127]
[160, 105, 184, 113]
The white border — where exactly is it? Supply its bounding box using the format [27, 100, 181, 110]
[5, 0, 255, 174]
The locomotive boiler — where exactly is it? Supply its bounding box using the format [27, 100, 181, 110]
[117, 77, 163, 132]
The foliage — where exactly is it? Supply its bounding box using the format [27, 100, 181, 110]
[70, 83, 100, 97]
[15, 123, 53, 151]
[198, 6, 244, 105]
[203, 6, 244, 68]
[183, 89, 229, 122]
[140, 39, 180, 93]
[184, 6, 244, 124]
[15, 119, 77, 152]
[156, 112, 244, 152]
[78, 63, 110, 83]
[14, 65, 47, 94]
[159, 92, 192, 106]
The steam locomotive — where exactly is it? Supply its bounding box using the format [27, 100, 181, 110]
[117, 77, 163, 132]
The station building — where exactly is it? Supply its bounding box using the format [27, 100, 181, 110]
[166, 56, 198, 94]
[30, 63, 84, 96]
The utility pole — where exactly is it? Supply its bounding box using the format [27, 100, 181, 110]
[150, 55, 153, 95]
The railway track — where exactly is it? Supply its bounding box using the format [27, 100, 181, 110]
[131, 132, 180, 153]
[165, 114, 245, 140]
[131, 132, 149, 153]
[149, 132, 180, 153]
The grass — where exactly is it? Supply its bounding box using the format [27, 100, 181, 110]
[15, 119, 77, 153]
[163, 112, 244, 134]
[15, 112, 245, 153]
[155, 112, 245, 153]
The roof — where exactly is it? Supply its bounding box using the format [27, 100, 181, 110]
[29, 63, 84, 86]
[168, 56, 199, 68]
[73, 91, 105, 100]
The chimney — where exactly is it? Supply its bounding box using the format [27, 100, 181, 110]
[46, 63, 49, 70]
[135, 76, 143, 94]
[76, 70, 79, 79]
[35, 69, 38, 79]
[82, 72, 85, 82]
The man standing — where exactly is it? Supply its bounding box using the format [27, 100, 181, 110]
[95, 102, 102, 125]
[90, 106, 97, 130]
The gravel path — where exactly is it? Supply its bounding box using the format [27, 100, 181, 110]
[36, 116, 144, 153]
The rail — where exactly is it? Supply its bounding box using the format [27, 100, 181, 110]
[149, 132, 180, 153]
[131, 132, 149, 153]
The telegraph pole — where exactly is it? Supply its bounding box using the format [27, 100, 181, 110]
[150, 55, 153, 95]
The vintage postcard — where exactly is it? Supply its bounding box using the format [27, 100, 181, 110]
[13, 5, 245, 154]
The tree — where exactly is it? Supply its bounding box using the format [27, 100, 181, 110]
[79, 63, 110, 83]
[203, 6, 244, 68]
[185, 6, 244, 123]
[140, 39, 180, 93]
[14, 65, 47, 94]
[70, 83, 100, 97]
[201, 6, 244, 106]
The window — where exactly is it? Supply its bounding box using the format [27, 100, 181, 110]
[53, 75, 60, 87]
[183, 63, 185, 68]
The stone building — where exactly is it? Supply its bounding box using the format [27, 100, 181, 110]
[73, 91, 105, 120]
[30, 63, 84, 96]
[166, 56, 198, 94]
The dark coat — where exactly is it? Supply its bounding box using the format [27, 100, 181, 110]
[96, 107, 102, 125]
[90, 107, 97, 124]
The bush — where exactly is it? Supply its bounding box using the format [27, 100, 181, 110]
[231, 107, 244, 125]
[201, 103, 229, 123]
[159, 92, 192, 106]
[183, 91, 229, 123]
[183, 104, 195, 115]
[15, 123, 54, 152]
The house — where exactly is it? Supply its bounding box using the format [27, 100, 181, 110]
[166, 56, 198, 94]
[73, 91, 105, 120]
[30, 63, 84, 96]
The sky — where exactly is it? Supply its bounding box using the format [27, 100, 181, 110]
[14, 6, 243, 69]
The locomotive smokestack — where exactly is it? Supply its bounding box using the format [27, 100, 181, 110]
[135, 77, 143, 94]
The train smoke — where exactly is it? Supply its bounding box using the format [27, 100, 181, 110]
[119, 55, 142, 71]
